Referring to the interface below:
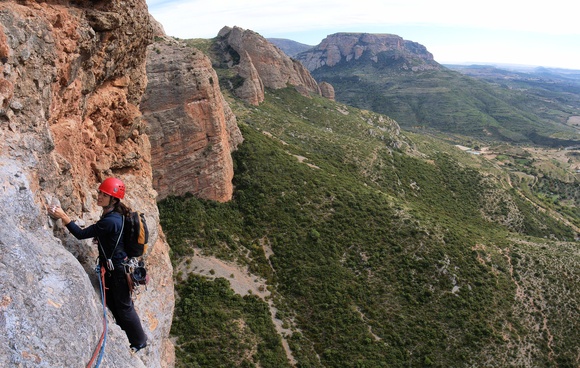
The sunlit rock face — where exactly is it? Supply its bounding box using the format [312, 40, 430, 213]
[297, 32, 438, 72]
[216, 26, 322, 104]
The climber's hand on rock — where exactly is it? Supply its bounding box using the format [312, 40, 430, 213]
[49, 206, 71, 225]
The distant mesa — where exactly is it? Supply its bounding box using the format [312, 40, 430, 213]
[293, 32, 439, 72]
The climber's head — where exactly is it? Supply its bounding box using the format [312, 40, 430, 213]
[98, 177, 125, 199]
[97, 177, 125, 210]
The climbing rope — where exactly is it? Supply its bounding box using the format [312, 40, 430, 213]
[86, 265, 108, 368]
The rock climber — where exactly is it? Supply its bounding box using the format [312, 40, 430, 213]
[49, 177, 148, 353]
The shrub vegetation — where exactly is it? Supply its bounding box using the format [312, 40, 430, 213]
[161, 86, 579, 367]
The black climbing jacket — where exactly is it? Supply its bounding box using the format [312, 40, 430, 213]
[66, 211, 127, 266]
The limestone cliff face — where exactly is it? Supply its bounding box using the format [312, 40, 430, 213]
[140, 36, 243, 202]
[297, 32, 439, 72]
[216, 26, 322, 105]
[0, 1, 173, 367]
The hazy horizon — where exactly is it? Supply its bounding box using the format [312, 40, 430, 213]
[146, 0, 580, 71]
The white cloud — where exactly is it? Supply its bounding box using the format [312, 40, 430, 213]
[146, 0, 580, 69]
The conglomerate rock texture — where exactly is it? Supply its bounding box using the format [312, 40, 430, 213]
[141, 36, 243, 202]
[0, 1, 174, 367]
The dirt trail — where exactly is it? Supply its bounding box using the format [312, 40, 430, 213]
[177, 249, 269, 297]
[176, 249, 297, 365]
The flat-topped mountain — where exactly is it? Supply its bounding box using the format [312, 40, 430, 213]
[296, 32, 439, 72]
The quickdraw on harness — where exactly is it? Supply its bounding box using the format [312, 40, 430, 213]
[122, 257, 149, 299]
[86, 264, 108, 368]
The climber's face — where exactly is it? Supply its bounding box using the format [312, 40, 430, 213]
[97, 190, 112, 207]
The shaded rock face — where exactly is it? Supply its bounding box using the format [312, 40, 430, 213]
[141, 37, 243, 202]
[297, 32, 439, 72]
[0, 1, 173, 367]
[216, 26, 322, 104]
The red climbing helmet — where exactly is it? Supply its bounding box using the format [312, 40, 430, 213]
[98, 177, 126, 199]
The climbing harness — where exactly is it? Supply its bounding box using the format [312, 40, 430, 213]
[86, 264, 108, 368]
[97, 217, 124, 271]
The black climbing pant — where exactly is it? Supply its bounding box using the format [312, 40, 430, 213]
[105, 268, 147, 347]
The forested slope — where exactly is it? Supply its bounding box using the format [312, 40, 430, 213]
[161, 87, 579, 367]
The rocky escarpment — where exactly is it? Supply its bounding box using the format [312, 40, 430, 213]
[0, 1, 173, 367]
[141, 36, 243, 202]
[297, 32, 439, 72]
[215, 26, 323, 105]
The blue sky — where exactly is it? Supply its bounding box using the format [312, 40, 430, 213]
[146, 0, 580, 70]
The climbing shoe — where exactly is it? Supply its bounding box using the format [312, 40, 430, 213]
[130, 342, 147, 354]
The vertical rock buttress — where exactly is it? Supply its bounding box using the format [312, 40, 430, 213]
[141, 36, 243, 202]
[216, 26, 322, 105]
[0, 1, 174, 367]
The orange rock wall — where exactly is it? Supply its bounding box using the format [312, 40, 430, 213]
[0, 1, 174, 366]
[141, 37, 243, 202]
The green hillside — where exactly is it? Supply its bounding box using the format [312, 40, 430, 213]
[310, 62, 580, 146]
[160, 86, 579, 367]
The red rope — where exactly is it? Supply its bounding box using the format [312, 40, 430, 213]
[86, 266, 108, 368]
